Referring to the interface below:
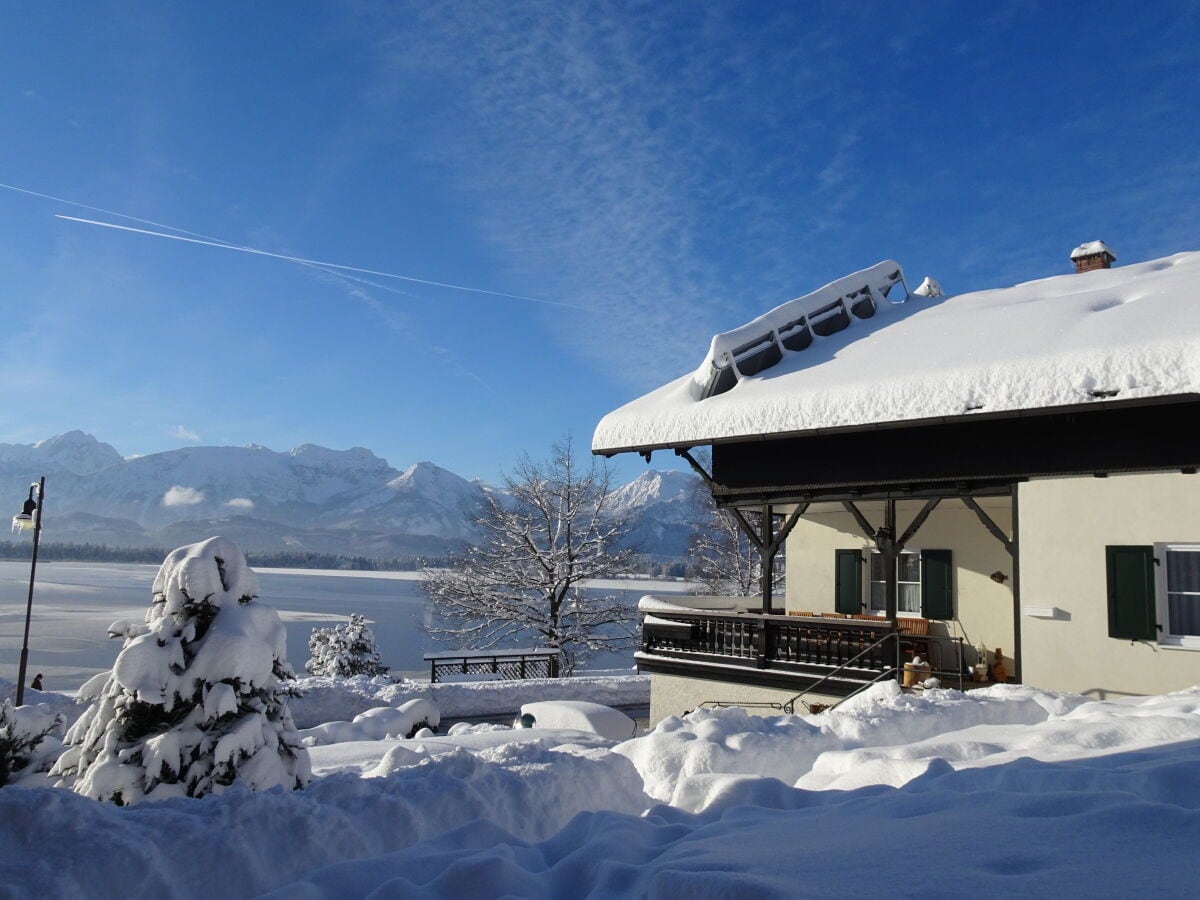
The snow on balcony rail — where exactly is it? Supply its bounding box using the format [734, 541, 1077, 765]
[695, 260, 908, 399]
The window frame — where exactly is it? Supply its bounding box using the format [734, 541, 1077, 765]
[868, 548, 924, 618]
[1155, 543, 1200, 649]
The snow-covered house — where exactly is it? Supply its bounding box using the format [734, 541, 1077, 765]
[593, 251, 1200, 723]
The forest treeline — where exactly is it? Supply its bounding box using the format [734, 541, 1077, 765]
[0, 541, 430, 571]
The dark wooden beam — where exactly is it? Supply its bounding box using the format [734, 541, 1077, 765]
[897, 498, 941, 550]
[761, 504, 774, 614]
[1009, 482, 1022, 684]
[675, 447, 716, 490]
[882, 500, 897, 626]
[841, 501, 877, 541]
[962, 496, 1013, 556]
[710, 396, 1200, 500]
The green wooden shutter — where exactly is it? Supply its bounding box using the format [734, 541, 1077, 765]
[921, 550, 953, 620]
[835, 549, 862, 614]
[1106, 545, 1157, 640]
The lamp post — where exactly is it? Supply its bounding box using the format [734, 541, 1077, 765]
[11, 477, 44, 706]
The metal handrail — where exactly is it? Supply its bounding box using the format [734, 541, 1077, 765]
[700, 629, 901, 715]
[778, 630, 900, 713]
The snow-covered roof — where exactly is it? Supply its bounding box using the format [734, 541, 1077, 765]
[593, 250, 1200, 454]
[1070, 240, 1116, 260]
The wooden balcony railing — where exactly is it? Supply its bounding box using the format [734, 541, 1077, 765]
[641, 610, 900, 684]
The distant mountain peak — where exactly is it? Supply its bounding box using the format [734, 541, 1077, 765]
[16, 430, 124, 475]
[389, 461, 467, 492]
[609, 469, 698, 509]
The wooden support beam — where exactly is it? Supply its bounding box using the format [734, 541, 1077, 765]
[962, 496, 1014, 556]
[841, 501, 877, 542]
[897, 498, 941, 549]
[882, 500, 897, 626]
[770, 502, 809, 553]
[761, 504, 774, 613]
[731, 508, 766, 551]
[1009, 483, 1022, 684]
[675, 448, 716, 491]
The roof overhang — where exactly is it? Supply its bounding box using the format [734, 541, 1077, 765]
[702, 394, 1200, 506]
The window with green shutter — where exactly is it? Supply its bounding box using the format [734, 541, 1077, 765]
[834, 549, 862, 614]
[1106, 545, 1157, 641]
[865, 549, 954, 619]
[921, 549, 954, 620]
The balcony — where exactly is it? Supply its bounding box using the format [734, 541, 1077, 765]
[638, 596, 962, 698]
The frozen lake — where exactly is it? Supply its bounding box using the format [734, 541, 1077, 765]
[0, 561, 689, 691]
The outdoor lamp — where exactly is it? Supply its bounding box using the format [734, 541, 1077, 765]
[13, 478, 45, 706]
[11, 487, 37, 533]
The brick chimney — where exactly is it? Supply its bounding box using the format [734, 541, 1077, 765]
[1070, 240, 1116, 273]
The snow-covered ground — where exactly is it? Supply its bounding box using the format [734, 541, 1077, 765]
[4, 676, 1200, 898]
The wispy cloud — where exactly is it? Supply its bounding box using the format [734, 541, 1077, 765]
[225, 497, 254, 511]
[364, 5, 883, 387]
[170, 424, 199, 441]
[163, 485, 204, 507]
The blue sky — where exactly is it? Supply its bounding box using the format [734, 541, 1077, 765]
[1, 2, 1198, 483]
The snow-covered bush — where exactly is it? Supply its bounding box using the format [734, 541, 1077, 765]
[0, 701, 64, 786]
[50, 537, 311, 804]
[306, 613, 388, 678]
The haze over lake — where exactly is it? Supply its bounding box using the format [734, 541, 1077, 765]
[0, 561, 688, 691]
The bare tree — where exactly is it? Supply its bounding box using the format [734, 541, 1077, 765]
[422, 435, 639, 675]
[687, 476, 784, 598]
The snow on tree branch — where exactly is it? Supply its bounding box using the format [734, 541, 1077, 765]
[422, 435, 639, 675]
[306, 614, 389, 678]
[50, 537, 310, 804]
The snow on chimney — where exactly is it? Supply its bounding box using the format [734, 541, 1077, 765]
[1070, 240, 1116, 273]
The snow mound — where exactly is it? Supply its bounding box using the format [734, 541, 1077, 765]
[300, 699, 441, 746]
[289, 673, 648, 728]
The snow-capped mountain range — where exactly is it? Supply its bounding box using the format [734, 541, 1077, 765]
[0, 432, 703, 561]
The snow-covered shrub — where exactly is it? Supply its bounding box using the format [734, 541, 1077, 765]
[305, 613, 388, 678]
[50, 537, 311, 804]
[0, 701, 64, 786]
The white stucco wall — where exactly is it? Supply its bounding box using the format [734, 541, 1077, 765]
[1017, 472, 1200, 698]
[784, 499, 1015, 673]
[647, 671, 844, 723]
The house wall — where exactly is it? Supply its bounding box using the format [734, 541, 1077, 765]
[1017, 472, 1200, 698]
[784, 499, 1016, 672]
[647, 671, 844, 723]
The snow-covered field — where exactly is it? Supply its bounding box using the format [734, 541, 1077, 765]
[0, 561, 687, 690]
[4, 677, 1200, 898]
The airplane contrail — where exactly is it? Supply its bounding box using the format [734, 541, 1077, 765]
[0, 183, 582, 309]
[54, 214, 584, 310]
[0, 180, 236, 245]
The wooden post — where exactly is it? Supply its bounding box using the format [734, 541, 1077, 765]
[882, 499, 898, 624]
[1010, 483, 1023, 684]
[761, 503, 774, 614]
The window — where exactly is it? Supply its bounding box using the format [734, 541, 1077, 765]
[1106, 544, 1200, 647]
[858, 549, 954, 619]
[870, 550, 922, 614]
[1159, 544, 1200, 644]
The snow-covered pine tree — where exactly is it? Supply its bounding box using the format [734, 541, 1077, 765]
[0, 701, 63, 787]
[305, 614, 388, 677]
[50, 536, 310, 804]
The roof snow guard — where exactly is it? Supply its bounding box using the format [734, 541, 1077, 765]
[696, 261, 908, 399]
